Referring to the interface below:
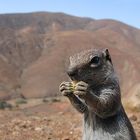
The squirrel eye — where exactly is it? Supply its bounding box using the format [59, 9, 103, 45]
[90, 56, 100, 66]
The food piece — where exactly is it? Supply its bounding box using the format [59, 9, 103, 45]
[71, 81, 77, 92]
[72, 81, 77, 88]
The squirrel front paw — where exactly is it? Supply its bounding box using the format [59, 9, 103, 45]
[59, 81, 73, 96]
[74, 81, 89, 98]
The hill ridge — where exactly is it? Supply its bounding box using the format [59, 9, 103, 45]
[0, 12, 139, 102]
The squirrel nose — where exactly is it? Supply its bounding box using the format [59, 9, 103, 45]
[67, 68, 77, 77]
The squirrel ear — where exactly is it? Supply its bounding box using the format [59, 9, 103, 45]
[102, 48, 112, 64]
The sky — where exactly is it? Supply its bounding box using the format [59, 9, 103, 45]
[0, 0, 140, 28]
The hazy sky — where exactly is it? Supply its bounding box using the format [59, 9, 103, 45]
[0, 0, 139, 28]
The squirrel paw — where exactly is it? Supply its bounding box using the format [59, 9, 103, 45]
[59, 81, 73, 96]
[74, 81, 89, 98]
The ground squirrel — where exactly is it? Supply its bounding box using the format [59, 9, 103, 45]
[59, 48, 137, 140]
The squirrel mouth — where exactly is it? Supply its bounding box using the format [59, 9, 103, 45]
[68, 75, 79, 82]
[69, 76, 77, 81]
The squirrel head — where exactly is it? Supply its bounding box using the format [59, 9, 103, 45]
[67, 48, 114, 85]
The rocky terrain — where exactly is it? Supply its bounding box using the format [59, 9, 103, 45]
[0, 98, 140, 140]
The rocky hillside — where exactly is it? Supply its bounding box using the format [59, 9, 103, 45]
[0, 12, 139, 102]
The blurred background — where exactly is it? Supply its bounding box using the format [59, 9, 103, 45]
[0, 0, 140, 140]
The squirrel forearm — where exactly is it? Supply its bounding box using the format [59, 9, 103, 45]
[67, 94, 88, 113]
[83, 89, 121, 118]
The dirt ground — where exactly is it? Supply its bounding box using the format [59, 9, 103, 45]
[0, 98, 140, 140]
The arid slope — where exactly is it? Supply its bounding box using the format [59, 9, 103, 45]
[0, 12, 139, 102]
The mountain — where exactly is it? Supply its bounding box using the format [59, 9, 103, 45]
[0, 12, 139, 101]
